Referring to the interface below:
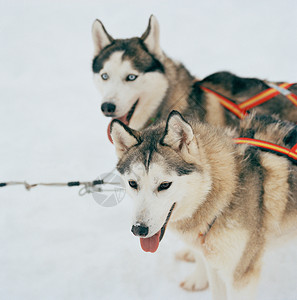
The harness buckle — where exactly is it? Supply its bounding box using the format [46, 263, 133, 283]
[266, 82, 292, 96]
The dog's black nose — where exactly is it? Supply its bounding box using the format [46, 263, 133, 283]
[101, 102, 116, 114]
[131, 224, 149, 237]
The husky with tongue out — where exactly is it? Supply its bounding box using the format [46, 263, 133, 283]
[110, 111, 297, 300]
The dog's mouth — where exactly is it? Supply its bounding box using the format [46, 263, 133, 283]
[140, 202, 176, 253]
[107, 99, 139, 143]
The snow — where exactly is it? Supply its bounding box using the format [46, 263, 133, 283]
[0, 0, 297, 299]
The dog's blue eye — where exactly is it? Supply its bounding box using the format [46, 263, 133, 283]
[158, 182, 172, 192]
[129, 180, 138, 189]
[126, 74, 138, 81]
[101, 73, 109, 80]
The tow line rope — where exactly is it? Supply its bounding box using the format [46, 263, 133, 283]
[0, 169, 122, 196]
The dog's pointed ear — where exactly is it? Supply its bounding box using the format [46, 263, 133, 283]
[141, 15, 163, 59]
[92, 19, 113, 56]
[110, 120, 141, 159]
[160, 111, 197, 156]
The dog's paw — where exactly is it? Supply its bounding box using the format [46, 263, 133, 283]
[175, 248, 195, 262]
[180, 271, 209, 292]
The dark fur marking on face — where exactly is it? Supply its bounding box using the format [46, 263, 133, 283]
[122, 39, 164, 73]
[143, 144, 157, 171]
[92, 38, 164, 74]
[168, 160, 197, 176]
[116, 122, 196, 176]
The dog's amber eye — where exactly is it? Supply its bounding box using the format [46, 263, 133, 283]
[126, 74, 138, 81]
[128, 180, 138, 189]
[101, 73, 109, 80]
[158, 181, 172, 192]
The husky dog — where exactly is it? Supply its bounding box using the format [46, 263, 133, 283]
[91, 16, 297, 142]
[110, 112, 297, 300]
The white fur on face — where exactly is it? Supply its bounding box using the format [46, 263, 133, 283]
[123, 154, 212, 237]
[124, 162, 176, 238]
[93, 51, 168, 130]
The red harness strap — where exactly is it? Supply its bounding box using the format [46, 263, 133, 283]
[233, 138, 297, 162]
[200, 83, 297, 119]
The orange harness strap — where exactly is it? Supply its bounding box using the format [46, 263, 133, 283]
[200, 83, 297, 119]
[233, 138, 297, 162]
[200, 86, 247, 119]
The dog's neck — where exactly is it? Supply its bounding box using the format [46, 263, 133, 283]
[160, 56, 196, 116]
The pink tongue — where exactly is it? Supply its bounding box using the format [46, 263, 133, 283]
[107, 112, 129, 144]
[140, 230, 161, 253]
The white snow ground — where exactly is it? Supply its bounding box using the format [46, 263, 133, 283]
[0, 1, 297, 299]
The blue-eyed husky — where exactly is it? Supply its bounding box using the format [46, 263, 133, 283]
[91, 16, 297, 142]
[110, 112, 297, 300]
